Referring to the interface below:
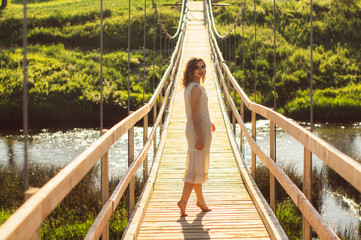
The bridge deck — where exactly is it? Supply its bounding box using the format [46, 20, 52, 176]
[133, 2, 270, 239]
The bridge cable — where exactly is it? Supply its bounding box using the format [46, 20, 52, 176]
[310, 0, 314, 132]
[254, 0, 257, 104]
[159, 23, 162, 88]
[272, 0, 277, 209]
[100, 0, 104, 133]
[128, 0, 131, 114]
[150, 0, 186, 40]
[242, 0, 245, 89]
[143, 0, 146, 105]
[22, 0, 29, 192]
[234, 17, 237, 75]
[153, 8, 156, 92]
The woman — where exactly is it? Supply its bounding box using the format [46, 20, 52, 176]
[177, 57, 215, 217]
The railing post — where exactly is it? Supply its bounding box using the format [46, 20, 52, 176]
[153, 93, 158, 157]
[143, 114, 149, 181]
[251, 111, 256, 180]
[159, 87, 163, 130]
[24, 188, 40, 240]
[128, 112, 135, 218]
[232, 85, 236, 134]
[101, 129, 109, 240]
[227, 74, 231, 117]
[269, 121, 276, 213]
[303, 144, 312, 240]
[240, 100, 244, 154]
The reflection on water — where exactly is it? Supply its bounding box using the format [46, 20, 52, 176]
[0, 127, 160, 180]
[235, 120, 361, 238]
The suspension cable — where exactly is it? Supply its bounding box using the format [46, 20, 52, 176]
[242, 0, 245, 89]
[143, 0, 146, 105]
[100, 0, 104, 133]
[22, 0, 29, 192]
[310, 0, 314, 132]
[151, 0, 186, 39]
[128, 0, 131, 114]
[207, 0, 244, 39]
[153, 9, 156, 92]
[254, 0, 257, 103]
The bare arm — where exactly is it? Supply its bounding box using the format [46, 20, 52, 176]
[190, 85, 204, 150]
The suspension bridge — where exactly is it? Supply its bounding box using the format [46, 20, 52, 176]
[0, 0, 361, 239]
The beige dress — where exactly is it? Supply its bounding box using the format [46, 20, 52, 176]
[183, 82, 212, 184]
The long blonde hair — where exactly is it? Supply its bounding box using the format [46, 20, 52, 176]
[181, 57, 206, 88]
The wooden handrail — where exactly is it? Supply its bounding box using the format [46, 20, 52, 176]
[221, 62, 361, 193]
[208, 17, 360, 239]
[84, 65, 177, 239]
[0, 10, 187, 239]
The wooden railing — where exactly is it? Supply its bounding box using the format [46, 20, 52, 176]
[206, 5, 361, 240]
[0, 9, 187, 240]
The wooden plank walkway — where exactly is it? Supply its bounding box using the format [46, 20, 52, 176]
[130, 2, 273, 239]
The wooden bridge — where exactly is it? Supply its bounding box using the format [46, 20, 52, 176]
[1, 1, 361, 240]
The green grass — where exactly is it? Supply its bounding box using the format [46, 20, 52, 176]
[211, 0, 361, 121]
[0, 44, 168, 122]
[0, 164, 144, 239]
[0, 0, 181, 122]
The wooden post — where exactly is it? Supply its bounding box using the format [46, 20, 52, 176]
[240, 101, 244, 154]
[101, 129, 109, 240]
[269, 121, 276, 213]
[153, 97, 158, 156]
[303, 146, 312, 240]
[226, 77, 230, 117]
[227, 75, 231, 117]
[143, 114, 149, 181]
[251, 111, 256, 180]
[159, 88, 163, 131]
[24, 188, 40, 240]
[232, 85, 236, 134]
[128, 112, 135, 218]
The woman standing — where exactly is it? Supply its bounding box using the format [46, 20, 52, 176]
[177, 58, 215, 216]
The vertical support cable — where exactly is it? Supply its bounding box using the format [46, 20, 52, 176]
[310, 0, 314, 132]
[228, 31, 231, 63]
[143, 0, 146, 105]
[153, 10, 156, 92]
[254, 0, 257, 103]
[128, 0, 131, 114]
[234, 18, 237, 70]
[100, 0, 104, 133]
[22, 0, 29, 192]
[164, 35, 167, 60]
[242, 1, 245, 89]
[270, 0, 277, 214]
[159, 22, 162, 79]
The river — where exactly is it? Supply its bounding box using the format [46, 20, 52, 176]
[0, 121, 360, 238]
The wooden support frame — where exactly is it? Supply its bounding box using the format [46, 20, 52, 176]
[143, 114, 149, 181]
[208, 26, 347, 239]
[232, 85, 236, 134]
[269, 121, 276, 213]
[128, 122, 135, 216]
[101, 129, 109, 240]
[303, 146, 312, 240]
[251, 111, 256, 180]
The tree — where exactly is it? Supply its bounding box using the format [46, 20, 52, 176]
[332, 0, 360, 18]
[1, 0, 7, 9]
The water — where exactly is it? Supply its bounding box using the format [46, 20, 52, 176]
[0, 121, 360, 237]
[236, 120, 361, 238]
[0, 126, 160, 180]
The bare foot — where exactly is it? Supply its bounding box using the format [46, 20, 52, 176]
[177, 201, 188, 216]
[196, 201, 212, 212]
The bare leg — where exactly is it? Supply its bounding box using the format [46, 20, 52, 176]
[178, 182, 194, 216]
[194, 183, 212, 212]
